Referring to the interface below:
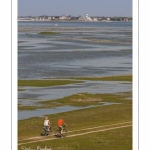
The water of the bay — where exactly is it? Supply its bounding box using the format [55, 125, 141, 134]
[18, 21, 132, 120]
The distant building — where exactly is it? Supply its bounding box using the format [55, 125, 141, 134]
[93, 18, 98, 21]
[124, 18, 129, 21]
[59, 14, 68, 20]
[97, 17, 102, 21]
[17, 15, 132, 22]
[85, 14, 92, 21]
[51, 16, 60, 20]
[78, 16, 85, 21]
[48, 17, 51, 20]
[79, 14, 92, 21]
[70, 17, 79, 20]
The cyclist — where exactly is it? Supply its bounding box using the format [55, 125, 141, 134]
[44, 117, 51, 131]
[57, 117, 67, 136]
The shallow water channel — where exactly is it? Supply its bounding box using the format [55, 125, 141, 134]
[18, 102, 120, 120]
[18, 80, 131, 120]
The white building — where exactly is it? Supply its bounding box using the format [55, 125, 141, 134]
[85, 14, 92, 21]
[48, 17, 51, 20]
[93, 18, 98, 21]
[79, 14, 92, 21]
[59, 14, 68, 20]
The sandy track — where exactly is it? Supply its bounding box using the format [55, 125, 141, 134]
[18, 121, 132, 145]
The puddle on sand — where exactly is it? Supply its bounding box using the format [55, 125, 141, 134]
[18, 102, 120, 120]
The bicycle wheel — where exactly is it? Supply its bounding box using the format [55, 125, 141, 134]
[62, 129, 67, 137]
[49, 127, 53, 135]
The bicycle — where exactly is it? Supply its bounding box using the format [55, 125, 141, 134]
[54, 125, 67, 138]
[41, 125, 53, 136]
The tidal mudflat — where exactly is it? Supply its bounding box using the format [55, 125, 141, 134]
[18, 23, 132, 79]
[18, 22, 132, 119]
[18, 78, 132, 119]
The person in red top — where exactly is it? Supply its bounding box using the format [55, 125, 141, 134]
[57, 117, 67, 136]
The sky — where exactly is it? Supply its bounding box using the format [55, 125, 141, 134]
[18, 0, 132, 17]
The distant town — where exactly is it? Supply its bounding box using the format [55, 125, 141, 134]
[18, 14, 132, 22]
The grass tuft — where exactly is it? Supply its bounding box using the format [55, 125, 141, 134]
[38, 31, 58, 34]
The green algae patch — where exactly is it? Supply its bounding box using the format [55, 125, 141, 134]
[18, 105, 40, 110]
[98, 75, 132, 82]
[18, 89, 25, 91]
[18, 79, 83, 87]
[38, 31, 58, 34]
[39, 92, 103, 107]
[72, 75, 132, 82]
[19, 92, 132, 110]
[18, 102, 62, 110]
[41, 91, 132, 106]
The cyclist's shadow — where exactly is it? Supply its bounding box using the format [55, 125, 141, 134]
[53, 134, 62, 138]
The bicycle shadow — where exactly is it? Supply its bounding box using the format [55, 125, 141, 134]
[53, 134, 62, 138]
